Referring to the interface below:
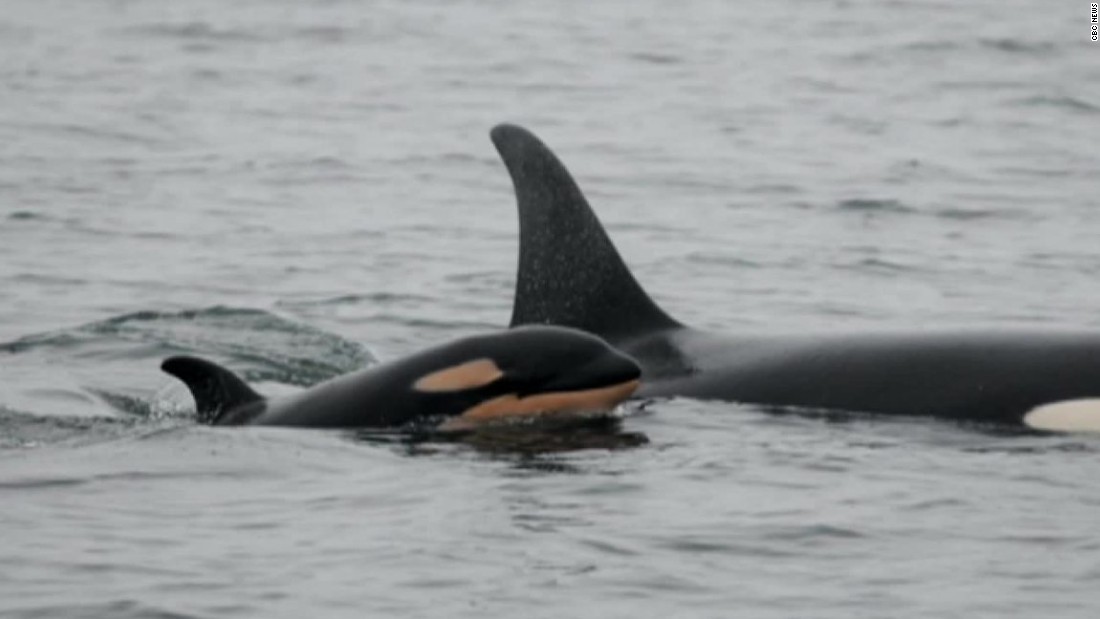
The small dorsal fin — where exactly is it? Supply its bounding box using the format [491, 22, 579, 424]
[161, 356, 263, 424]
[491, 124, 680, 342]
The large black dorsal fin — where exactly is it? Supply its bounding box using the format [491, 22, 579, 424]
[491, 124, 680, 342]
[161, 356, 263, 424]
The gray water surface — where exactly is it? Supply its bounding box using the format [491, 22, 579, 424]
[3, 1, 1100, 617]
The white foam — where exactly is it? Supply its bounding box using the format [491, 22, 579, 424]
[1023, 399, 1100, 433]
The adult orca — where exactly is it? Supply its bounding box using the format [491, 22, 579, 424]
[490, 123, 1100, 432]
[162, 325, 640, 431]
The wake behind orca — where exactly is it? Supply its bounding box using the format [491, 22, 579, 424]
[490, 124, 1100, 432]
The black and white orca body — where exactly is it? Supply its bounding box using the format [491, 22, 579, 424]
[490, 124, 1100, 432]
[163, 325, 641, 431]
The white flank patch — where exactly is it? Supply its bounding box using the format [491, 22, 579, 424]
[1023, 399, 1100, 433]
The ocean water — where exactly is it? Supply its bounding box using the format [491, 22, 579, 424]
[3, 0, 1099, 616]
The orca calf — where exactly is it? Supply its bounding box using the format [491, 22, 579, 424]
[490, 124, 1100, 432]
[163, 325, 640, 431]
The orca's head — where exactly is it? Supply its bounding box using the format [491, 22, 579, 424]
[410, 325, 641, 430]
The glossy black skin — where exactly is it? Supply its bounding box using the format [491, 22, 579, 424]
[628, 328, 1100, 424]
[491, 123, 1100, 425]
[163, 325, 641, 429]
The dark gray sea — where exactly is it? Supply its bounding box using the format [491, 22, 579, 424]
[3, 1, 1099, 617]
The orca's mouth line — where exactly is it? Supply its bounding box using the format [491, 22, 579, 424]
[439, 379, 641, 431]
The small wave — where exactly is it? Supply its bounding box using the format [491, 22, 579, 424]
[10, 273, 85, 286]
[903, 497, 967, 511]
[628, 52, 683, 65]
[993, 166, 1076, 179]
[8, 599, 209, 619]
[961, 439, 1099, 455]
[979, 38, 1057, 55]
[0, 477, 85, 490]
[0, 409, 145, 450]
[763, 523, 867, 541]
[903, 39, 961, 53]
[836, 258, 915, 274]
[936, 79, 1027, 92]
[7, 210, 44, 221]
[1014, 95, 1100, 114]
[745, 183, 803, 196]
[120, 21, 268, 44]
[277, 292, 435, 309]
[0, 462, 242, 489]
[363, 312, 498, 332]
[262, 155, 356, 173]
[934, 207, 1004, 221]
[836, 198, 915, 214]
[889, 37, 1056, 57]
[683, 252, 762, 268]
[658, 535, 743, 554]
[384, 151, 479, 167]
[605, 221, 690, 235]
[44, 122, 164, 147]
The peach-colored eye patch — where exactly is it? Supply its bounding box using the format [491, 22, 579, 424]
[413, 358, 504, 392]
